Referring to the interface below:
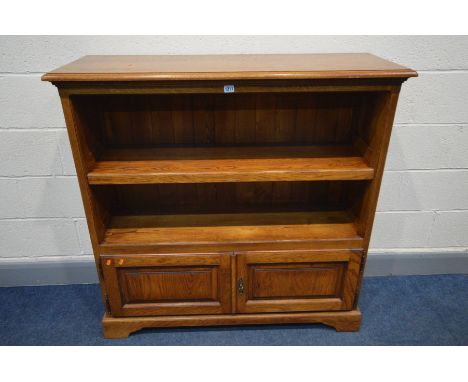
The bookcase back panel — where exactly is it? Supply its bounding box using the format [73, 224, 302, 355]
[92, 181, 365, 216]
[72, 92, 382, 150]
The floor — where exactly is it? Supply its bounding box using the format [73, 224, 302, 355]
[0, 274, 467, 345]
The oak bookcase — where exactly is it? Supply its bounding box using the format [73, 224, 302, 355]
[43, 54, 417, 338]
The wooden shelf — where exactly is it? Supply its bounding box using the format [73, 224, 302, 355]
[100, 210, 363, 250]
[88, 145, 374, 184]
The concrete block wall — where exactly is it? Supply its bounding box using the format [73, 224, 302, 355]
[1, 36, 467, 268]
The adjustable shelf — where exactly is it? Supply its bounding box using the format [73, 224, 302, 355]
[43, 53, 416, 337]
[88, 145, 374, 184]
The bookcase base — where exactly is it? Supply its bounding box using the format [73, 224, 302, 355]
[102, 309, 362, 339]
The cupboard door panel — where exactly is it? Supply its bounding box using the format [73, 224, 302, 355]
[250, 264, 343, 298]
[236, 250, 361, 313]
[102, 253, 232, 317]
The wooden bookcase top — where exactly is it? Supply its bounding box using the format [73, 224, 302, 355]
[42, 53, 417, 82]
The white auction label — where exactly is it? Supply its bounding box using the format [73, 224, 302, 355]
[223, 85, 235, 93]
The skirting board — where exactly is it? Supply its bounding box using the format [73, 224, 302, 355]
[0, 252, 467, 287]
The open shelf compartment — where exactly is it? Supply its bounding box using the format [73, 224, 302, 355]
[72, 92, 382, 185]
[103, 210, 362, 249]
[91, 181, 366, 251]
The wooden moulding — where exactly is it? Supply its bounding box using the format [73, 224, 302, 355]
[102, 309, 362, 339]
[41, 53, 417, 82]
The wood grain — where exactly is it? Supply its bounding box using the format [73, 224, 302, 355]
[236, 250, 358, 313]
[42, 53, 417, 82]
[102, 309, 362, 338]
[88, 145, 374, 184]
[73, 92, 369, 148]
[101, 253, 231, 316]
[100, 211, 363, 250]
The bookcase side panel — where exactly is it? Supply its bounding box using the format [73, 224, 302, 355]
[351, 85, 402, 308]
[58, 90, 111, 310]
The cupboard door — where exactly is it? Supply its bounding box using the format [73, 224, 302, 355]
[236, 250, 361, 313]
[101, 253, 232, 317]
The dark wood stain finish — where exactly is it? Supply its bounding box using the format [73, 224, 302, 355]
[43, 53, 416, 338]
[236, 250, 359, 314]
[101, 253, 231, 316]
